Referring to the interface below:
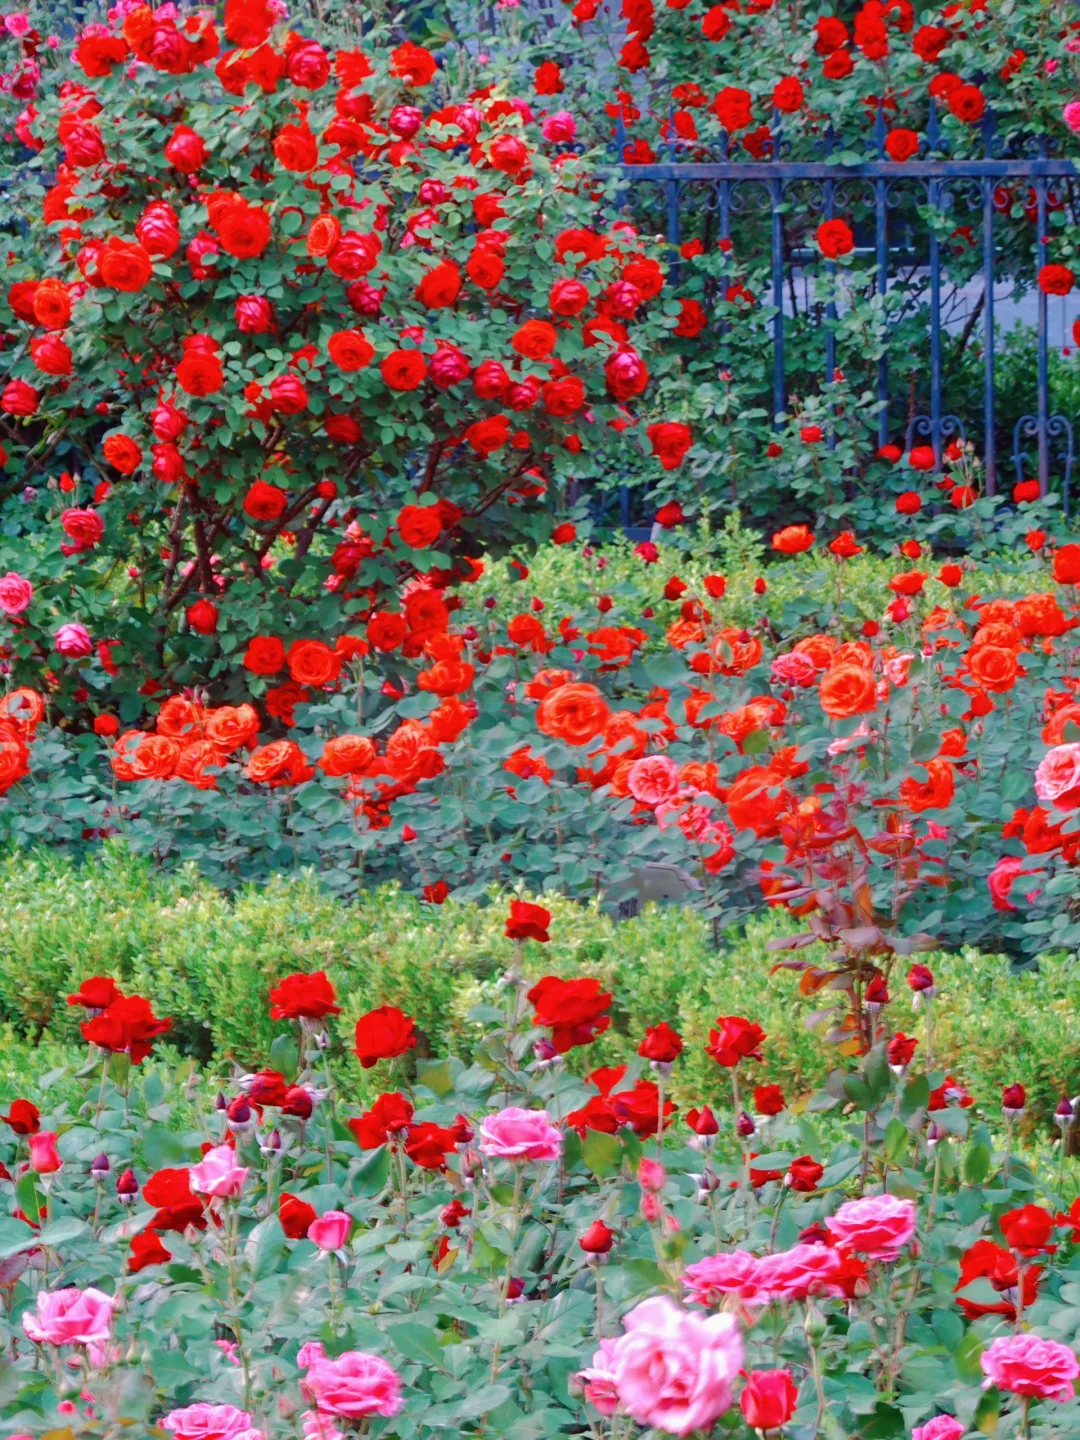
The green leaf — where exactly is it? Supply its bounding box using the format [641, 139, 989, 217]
[964, 1141, 991, 1185]
[387, 1321, 448, 1368]
[581, 1130, 622, 1178]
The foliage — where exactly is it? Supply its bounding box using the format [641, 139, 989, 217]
[5, 933, 1080, 1439]
[5, 847, 1080, 1136]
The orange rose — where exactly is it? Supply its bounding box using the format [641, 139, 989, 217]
[966, 644, 1019, 692]
[793, 635, 836, 669]
[287, 639, 342, 689]
[320, 734, 376, 777]
[899, 759, 955, 812]
[155, 697, 205, 739]
[726, 766, 790, 836]
[245, 740, 315, 786]
[536, 682, 610, 747]
[131, 734, 181, 780]
[819, 663, 877, 719]
[0, 725, 29, 793]
[176, 740, 222, 790]
[205, 704, 259, 752]
[772, 524, 814, 554]
[0, 687, 45, 738]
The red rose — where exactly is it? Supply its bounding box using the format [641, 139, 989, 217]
[528, 974, 612, 1052]
[98, 238, 153, 292]
[243, 635, 286, 675]
[465, 414, 510, 455]
[269, 374, 308, 414]
[711, 86, 752, 131]
[506, 899, 552, 942]
[647, 421, 693, 470]
[948, 84, 985, 124]
[999, 1203, 1057, 1257]
[0, 1098, 40, 1134]
[415, 260, 462, 309]
[287, 639, 342, 688]
[885, 128, 920, 162]
[638, 1022, 683, 1064]
[129, 1230, 172, 1271]
[186, 599, 218, 635]
[164, 124, 206, 172]
[354, 1005, 418, 1068]
[217, 203, 272, 258]
[772, 76, 804, 112]
[243, 480, 288, 522]
[390, 41, 436, 85]
[397, 503, 442, 549]
[279, 1192, 316, 1239]
[381, 350, 427, 391]
[143, 1167, 205, 1232]
[1039, 264, 1073, 296]
[82, 995, 172, 1065]
[1, 379, 38, 415]
[176, 349, 223, 396]
[706, 1015, 765, 1066]
[269, 969, 340, 1020]
[512, 319, 558, 359]
[348, 1091, 414, 1148]
[817, 219, 855, 259]
[542, 375, 585, 416]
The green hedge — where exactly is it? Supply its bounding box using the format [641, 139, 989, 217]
[1, 845, 1079, 1130]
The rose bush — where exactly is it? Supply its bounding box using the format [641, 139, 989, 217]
[3, 928, 1080, 1438]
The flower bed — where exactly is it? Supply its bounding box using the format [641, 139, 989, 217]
[4, 922, 1080, 1438]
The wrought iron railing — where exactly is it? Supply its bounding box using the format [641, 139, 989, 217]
[603, 104, 1078, 524]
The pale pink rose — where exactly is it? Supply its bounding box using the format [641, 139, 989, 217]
[162, 1403, 264, 1440]
[770, 651, 817, 688]
[573, 1337, 620, 1416]
[542, 111, 576, 143]
[308, 1211, 351, 1252]
[301, 1413, 343, 1440]
[882, 653, 913, 686]
[626, 754, 680, 807]
[827, 721, 877, 756]
[22, 1287, 113, 1346]
[480, 1106, 562, 1162]
[980, 1333, 1080, 1404]
[0, 571, 33, 615]
[1035, 744, 1080, 809]
[828, 1194, 916, 1260]
[912, 1416, 964, 1440]
[54, 622, 93, 658]
[681, 1250, 764, 1307]
[754, 1244, 846, 1302]
[189, 1145, 248, 1199]
[301, 1350, 404, 1420]
[1064, 100, 1080, 131]
[297, 1341, 327, 1369]
[608, 1295, 742, 1437]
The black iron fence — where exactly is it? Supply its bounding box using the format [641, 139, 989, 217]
[605, 104, 1078, 524]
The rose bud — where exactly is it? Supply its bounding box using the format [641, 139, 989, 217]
[740, 1369, 798, 1432]
[90, 1152, 111, 1180]
[260, 1128, 283, 1156]
[887, 1032, 918, 1075]
[638, 1157, 666, 1193]
[686, 1105, 719, 1145]
[226, 1095, 254, 1131]
[737, 1110, 757, 1139]
[753, 1084, 785, 1117]
[505, 1277, 525, 1300]
[1056, 1096, 1076, 1131]
[864, 974, 889, 1012]
[28, 1132, 62, 1176]
[927, 1120, 944, 1150]
[532, 1037, 561, 1069]
[281, 1086, 313, 1120]
[907, 963, 936, 1004]
[578, 1220, 615, 1255]
[1002, 1083, 1026, 1119]
[440, 1199, 470, 1228]
[116, 1167, 139, 1203]
[638, 1021, 683, 1073]
[640, 1193, 663, 1223]
[786, 1155, 824, 1193]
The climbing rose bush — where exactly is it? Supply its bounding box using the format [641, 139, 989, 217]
[4, 935, 1080, 1438]
[0, 0, 680, 726]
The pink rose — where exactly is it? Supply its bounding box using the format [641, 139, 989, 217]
[681, 1250, 764, 1307]
[54, 622, 93, 658]
[1063, 100, 1080, 133]
[301, 1413, 343, 1440]
[162, 1404, 264, 1440]
[479, 1106, 562, 1162]
[1035, 744, 1080, 809]
[626, 755, 680, 808]
[828, 1194, 916, 1260]
[22, 1287, 113, 1346]
[28, 1131, 62, 1174]
[770, 652, 817, 688]
[987, 855, 1042, 913]
[300, 1349, 404, 1420]
[0, 571, 32, 616]
[542, 111, 577, 143]
[189, 1145, 248, 1198]
[573, 1337, 619, 1416]
[608, 1296, 742, 1437]
[754, 1243, 847, 1302]
[912, 1417, 964, 1440]
[980, 1332, 1080, 1404]
[308, 1211, 351, 1252]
